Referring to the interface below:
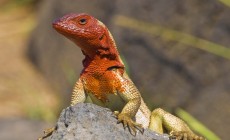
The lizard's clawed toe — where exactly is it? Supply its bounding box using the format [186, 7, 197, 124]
[116, 113, 143, 136]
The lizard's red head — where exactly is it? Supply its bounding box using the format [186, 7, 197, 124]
[53, 13, 118, 59]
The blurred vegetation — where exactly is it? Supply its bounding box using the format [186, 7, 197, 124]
[219, 0, 230, 7]
[0, 0, 36, 11]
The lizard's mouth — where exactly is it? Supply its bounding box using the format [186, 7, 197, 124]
[52, 21, 77, 38]
[52, 19, 68, 32]
[52, 19, 64, 32]
[52, 22, 60, 30]
[52, 23, 67, 37]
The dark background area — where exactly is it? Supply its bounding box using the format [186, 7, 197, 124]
[0, 0, 230, 139]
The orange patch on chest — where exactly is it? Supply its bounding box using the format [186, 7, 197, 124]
[81, 58, 124, 102]
[83, 70, 122, 102]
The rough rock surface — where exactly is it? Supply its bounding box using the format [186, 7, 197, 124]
[49, 103, 169, 140]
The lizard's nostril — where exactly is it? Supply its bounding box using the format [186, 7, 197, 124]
[52, 18, 61, 26]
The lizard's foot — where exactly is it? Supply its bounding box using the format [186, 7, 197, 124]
[37, 126, 56, 140]
[114, 111, 143, 135]
[170, 131, 205, 140]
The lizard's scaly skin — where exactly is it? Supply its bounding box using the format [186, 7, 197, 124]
[50, 13, 204, 140]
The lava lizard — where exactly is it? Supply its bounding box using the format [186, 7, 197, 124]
[38, 13, 204, 140]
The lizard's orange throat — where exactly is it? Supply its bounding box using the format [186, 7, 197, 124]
[80, 57, 125, 102]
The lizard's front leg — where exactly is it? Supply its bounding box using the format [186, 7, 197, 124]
[115, 76, 143, 135]
[149, 108, 205, 140]
[38, 79, 86, 140]
[70, 79, 86, 106]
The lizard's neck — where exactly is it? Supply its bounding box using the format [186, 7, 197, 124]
[81, 54, 124, 75]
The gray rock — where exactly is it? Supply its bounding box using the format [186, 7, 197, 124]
[49, 103, 169, 140]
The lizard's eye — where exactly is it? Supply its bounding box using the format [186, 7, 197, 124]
[79, 18, 87, 25]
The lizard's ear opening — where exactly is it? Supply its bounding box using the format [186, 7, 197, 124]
[99, 34, 104, 40]
[99, 33, 109, 49]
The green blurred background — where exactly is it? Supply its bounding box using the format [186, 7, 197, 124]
[0, 0, 230, 139]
